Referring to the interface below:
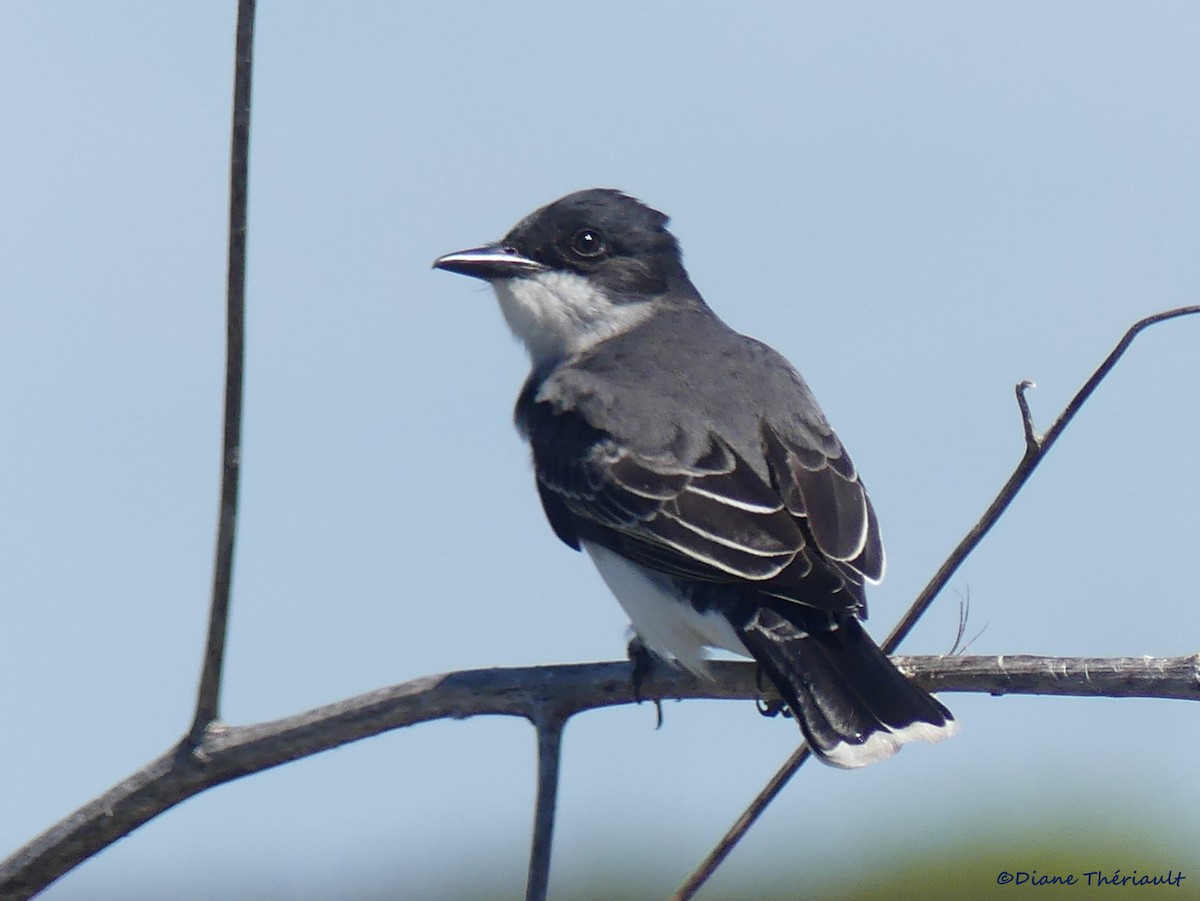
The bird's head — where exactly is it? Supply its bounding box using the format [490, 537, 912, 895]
[434, 189, 701, 364]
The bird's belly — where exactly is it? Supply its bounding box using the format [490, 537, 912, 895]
[582, 541, 750, 676]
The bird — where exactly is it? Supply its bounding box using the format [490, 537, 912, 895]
[433, 188, 957, 767]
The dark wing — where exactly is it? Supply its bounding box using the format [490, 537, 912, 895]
[517, 385, 875, 616]
[760, 421, 884, 589]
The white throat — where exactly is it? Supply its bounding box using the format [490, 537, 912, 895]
[492, 271, 654, 365]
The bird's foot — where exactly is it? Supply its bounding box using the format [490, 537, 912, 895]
[754, 664, 791, 720]
[627, 635, 665, 729]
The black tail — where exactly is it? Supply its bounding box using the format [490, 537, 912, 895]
[737, 605, 957, 768]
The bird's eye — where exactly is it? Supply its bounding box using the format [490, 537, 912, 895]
[568, 227, 606, 259]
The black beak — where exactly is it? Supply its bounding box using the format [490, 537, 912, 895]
[432, 244, 546, 280]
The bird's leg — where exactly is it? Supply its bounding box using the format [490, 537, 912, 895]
[627, 634, 654, 697]
[626, 635, 665, 728]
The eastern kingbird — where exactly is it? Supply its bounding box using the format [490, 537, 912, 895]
[434, 189, 957, 767]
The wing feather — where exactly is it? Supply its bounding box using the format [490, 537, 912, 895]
[761, 422, 884, 585]
[517, 377, 881, 615]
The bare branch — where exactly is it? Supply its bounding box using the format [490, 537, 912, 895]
[526, 709, 569, 901]
[905, 652, 1200, 698]
[191, 0, 257, 739]
[886, 305, 1199, 656]
[668, 741, 813, 901]
[672, 305, 1200, 900]
[1015, 379, 1040, 453]
[2, 653, 1196, 900]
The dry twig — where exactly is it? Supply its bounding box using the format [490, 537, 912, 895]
[190, 0, 256, 742]
[671, 304, 1200, 901]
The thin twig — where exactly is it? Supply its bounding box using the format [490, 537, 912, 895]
[526, 710, 569, 901]
[887, 304, 1198, 654]
[3, 653, 1196, 900]
[190, 0, 256, 740]
[1016, 380, 1040, 453]
[670, 305, 1200, 901]
[948, 589, 970, 656]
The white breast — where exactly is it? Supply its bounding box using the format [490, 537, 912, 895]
[493, 271, 653, 365]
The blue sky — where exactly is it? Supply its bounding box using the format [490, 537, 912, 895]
[2, 3, 1198, 899]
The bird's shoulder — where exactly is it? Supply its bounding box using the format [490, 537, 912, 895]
[520, 308, 844, 467]
[513, 307, 885, 598]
